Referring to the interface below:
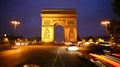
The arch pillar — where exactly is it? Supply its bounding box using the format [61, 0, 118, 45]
[41, 25, 54, 43]
[64, 27, 77, 42]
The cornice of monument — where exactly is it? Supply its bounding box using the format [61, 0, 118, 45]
[41, 14, 77, 18]
[41, 8, 76, 14]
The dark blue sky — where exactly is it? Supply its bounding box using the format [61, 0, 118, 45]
[0, 0, 119, 38]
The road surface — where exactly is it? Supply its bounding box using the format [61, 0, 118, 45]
[0, 45, 97, 67]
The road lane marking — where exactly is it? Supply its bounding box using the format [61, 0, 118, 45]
[51, 50, 59, 67]
[58, 50, 65, 67]
[51, 49, 65, 67]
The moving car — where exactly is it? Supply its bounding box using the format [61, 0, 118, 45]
[99, 42, 111, 46]
[99, 42, 116, 48]
[64, 42, 72, 46]
[87, 44, 112, 55]
[67, 44, 79, 51]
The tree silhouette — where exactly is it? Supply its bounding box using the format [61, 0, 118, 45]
[113, 0, 120, 16]
[108, 19, 120, 43]
[108, 0, 120, 36]
[108, 19, 120, 36]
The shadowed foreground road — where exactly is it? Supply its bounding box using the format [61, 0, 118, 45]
[0, 45, 97, 67]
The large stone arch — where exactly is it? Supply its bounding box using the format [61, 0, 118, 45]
[54, 21, 65, 42]
[41, 8, 77, 43]
[54, 21, 65, 28]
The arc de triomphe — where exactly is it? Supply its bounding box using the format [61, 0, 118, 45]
[41, 8, 77, 43]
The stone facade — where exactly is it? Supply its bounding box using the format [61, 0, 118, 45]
[41, 8, 77, 43]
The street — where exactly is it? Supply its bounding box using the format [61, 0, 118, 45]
[0, 45, 97, 67]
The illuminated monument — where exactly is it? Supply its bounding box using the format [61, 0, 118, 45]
[41, 8, 77, 43]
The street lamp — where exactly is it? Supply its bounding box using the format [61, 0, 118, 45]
[11, 20, 20, 35]
[101, 20, 110, 36]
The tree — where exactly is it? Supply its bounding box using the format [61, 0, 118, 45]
[113, 0, 120, 16]
[108, 19, 120, 36]
[108, 19, 120, 43]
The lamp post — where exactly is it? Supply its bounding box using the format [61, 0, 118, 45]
[101, 20, 110, 36]
[11, 20, 20, 35]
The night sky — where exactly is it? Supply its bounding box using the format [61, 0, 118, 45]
[0, 0, 119, 39]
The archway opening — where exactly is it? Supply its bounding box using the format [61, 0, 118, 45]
[54, 25, 64, 44]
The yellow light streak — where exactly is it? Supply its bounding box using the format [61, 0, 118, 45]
[89, 53, 120, 67]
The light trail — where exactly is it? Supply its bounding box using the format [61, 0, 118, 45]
[89, 53, 120, 67]
[112, 53, 120, 58]
[103, 55, 120, 63]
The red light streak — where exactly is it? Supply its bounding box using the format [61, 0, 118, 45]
[112, 53, 120, 58]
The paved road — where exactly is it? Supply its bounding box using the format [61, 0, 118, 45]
[0, 45, 97, 67]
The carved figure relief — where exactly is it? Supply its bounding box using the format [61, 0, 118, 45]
[44, 27, 50, 39]
[69, 28, 74, 39]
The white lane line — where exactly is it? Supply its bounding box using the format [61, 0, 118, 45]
[51, 50, 59, 67]
[51, 49, 65, 67]
[58, 49, 65, 67]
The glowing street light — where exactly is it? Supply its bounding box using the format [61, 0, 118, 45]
[4, 34, 7, 37]
[101, 20, 110, 35]
[11, 20, 20, 35]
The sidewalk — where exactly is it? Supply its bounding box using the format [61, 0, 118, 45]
[0, 44, 12, 51]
